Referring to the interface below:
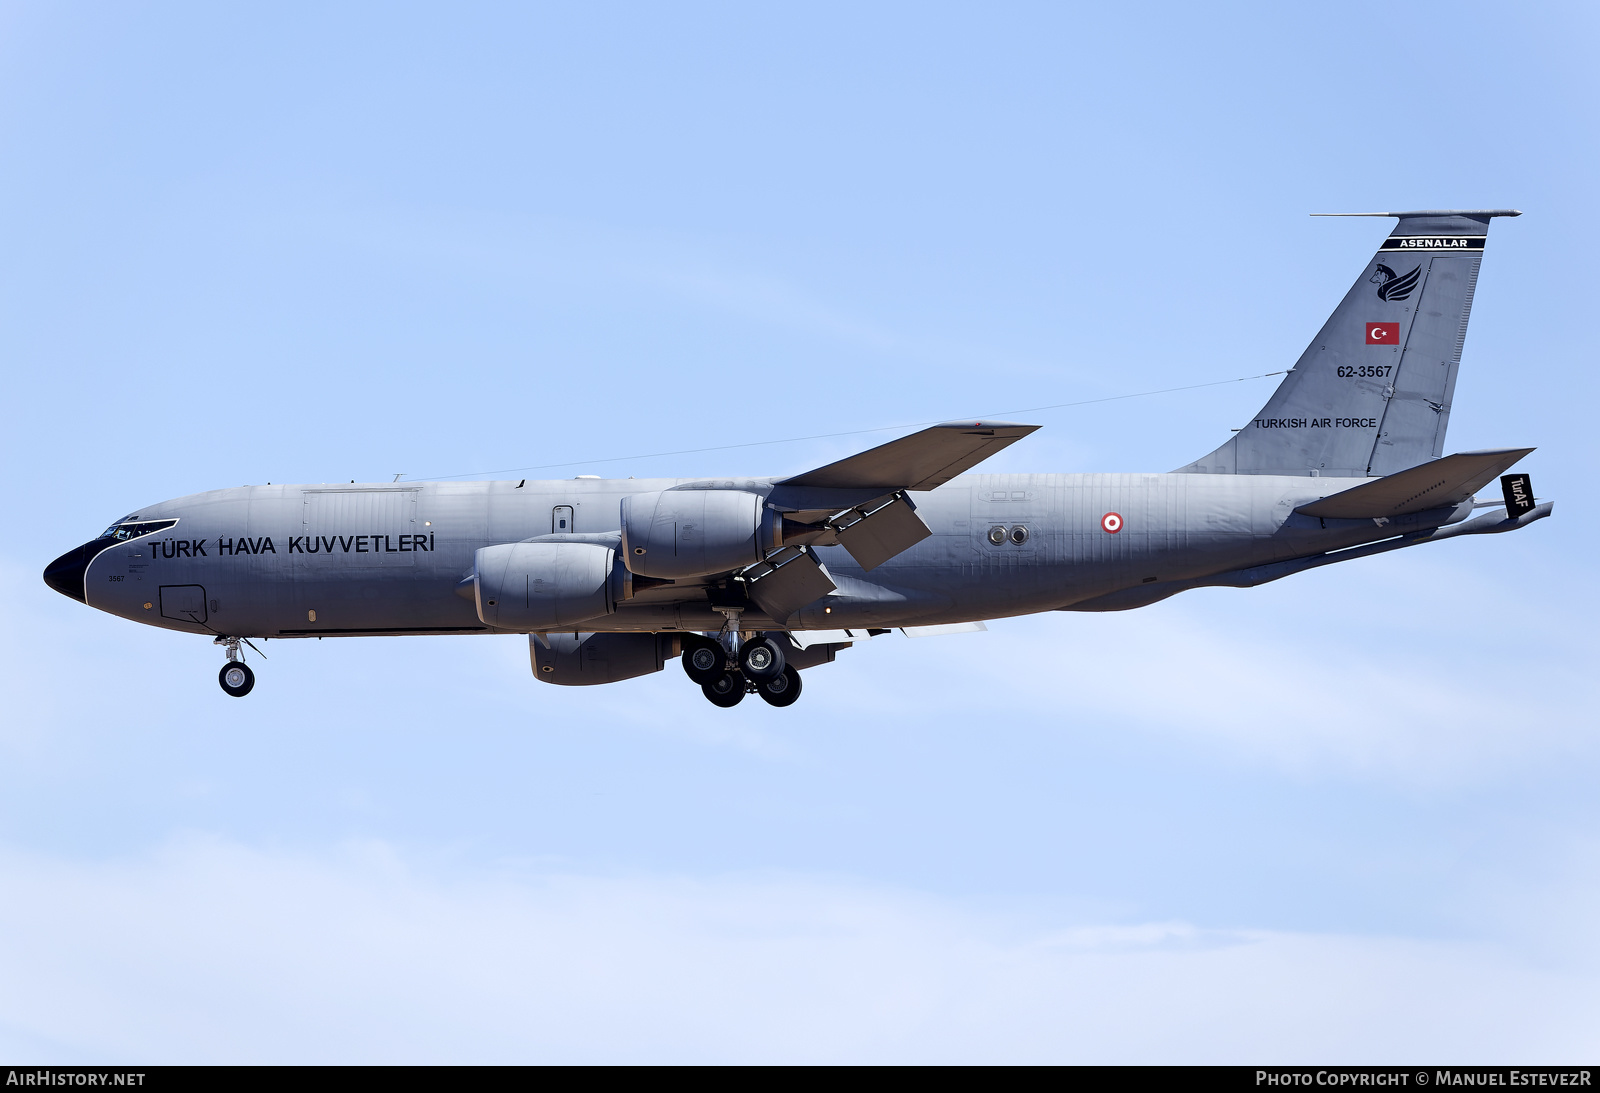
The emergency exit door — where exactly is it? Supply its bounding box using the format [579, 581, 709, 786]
[553, 506, 574, 533]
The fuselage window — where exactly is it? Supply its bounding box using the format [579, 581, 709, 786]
[98, 519, 178, 542]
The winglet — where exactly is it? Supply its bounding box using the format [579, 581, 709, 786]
[779, 421, 1040, 492]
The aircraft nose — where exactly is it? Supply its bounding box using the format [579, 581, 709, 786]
[43, 542, 97, 603]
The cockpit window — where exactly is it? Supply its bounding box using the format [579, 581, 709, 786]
[97, 519, 178, 542]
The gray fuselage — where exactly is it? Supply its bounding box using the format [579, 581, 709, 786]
[76, 472, 1465, 639]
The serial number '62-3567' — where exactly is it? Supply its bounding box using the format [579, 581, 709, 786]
[1337, 365, 1393, 379]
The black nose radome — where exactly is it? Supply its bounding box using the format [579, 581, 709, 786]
[43, 542, 103, 603]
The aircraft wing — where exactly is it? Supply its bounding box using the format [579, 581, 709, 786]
[1295, 447, 1534, 519]
[778, 420, 1040, 492]
[737, 420, 1039, 608]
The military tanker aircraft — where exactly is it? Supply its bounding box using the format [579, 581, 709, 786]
[45, 210, 1550, 708]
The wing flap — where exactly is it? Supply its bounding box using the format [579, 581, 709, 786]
[745, 547, 837, 623]
[833, 493, 932, 571]
[779, 421, 1040, 492]
[1296, 448, 1534, 519]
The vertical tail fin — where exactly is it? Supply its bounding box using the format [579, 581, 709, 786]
[1176, 210, 1520, 477]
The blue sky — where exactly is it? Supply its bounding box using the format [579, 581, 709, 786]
[2, 0, 1597, 1062]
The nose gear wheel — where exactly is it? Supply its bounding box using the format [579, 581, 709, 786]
[219, 662, 255, 697]
[213, 635, 260, 696]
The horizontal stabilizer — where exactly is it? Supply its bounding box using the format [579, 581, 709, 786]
[1311, 209, 1522, 219]
[1296, 448, 1534, 519]
[780, 421, 1039, 492]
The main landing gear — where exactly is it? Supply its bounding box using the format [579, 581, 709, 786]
[681, 632, 803, 708]
[214, 636, 256, 697]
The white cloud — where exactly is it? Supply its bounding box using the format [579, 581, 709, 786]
[9, 530, 1596, 1064]
[0, 836, 1595, 1064]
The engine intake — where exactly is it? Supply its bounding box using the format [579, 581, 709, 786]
[473, 541, 623, 630]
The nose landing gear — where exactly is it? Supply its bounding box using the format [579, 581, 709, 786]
[219, 662, 255, 697]
[214, 635, 257, 697]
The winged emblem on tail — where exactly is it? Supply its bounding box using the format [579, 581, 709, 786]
[1370, 262, 1421, 302]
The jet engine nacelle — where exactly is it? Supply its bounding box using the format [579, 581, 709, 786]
[530, 632, 682, 686]
[620, 489, 774, 579]
[473, 541, 623, 630]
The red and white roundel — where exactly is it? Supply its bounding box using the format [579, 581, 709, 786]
[1101, 512, 1123, 534]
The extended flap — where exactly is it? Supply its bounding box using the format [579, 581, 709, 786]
[746, 547, 836, 623]
[834, 494, 933, 571]
[779, 420, 1040, 492]
[1296, 448, 1534, 519]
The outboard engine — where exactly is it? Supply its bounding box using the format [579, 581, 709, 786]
[474, 541, 626, 630]
[530, 632, 682, 686]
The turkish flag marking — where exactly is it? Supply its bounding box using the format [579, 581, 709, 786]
[1367, 322, 1400, 344]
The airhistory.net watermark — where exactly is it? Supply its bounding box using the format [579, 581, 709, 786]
[0, 1065, 1593, 1085]
[5, 1074, 145, 1087]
